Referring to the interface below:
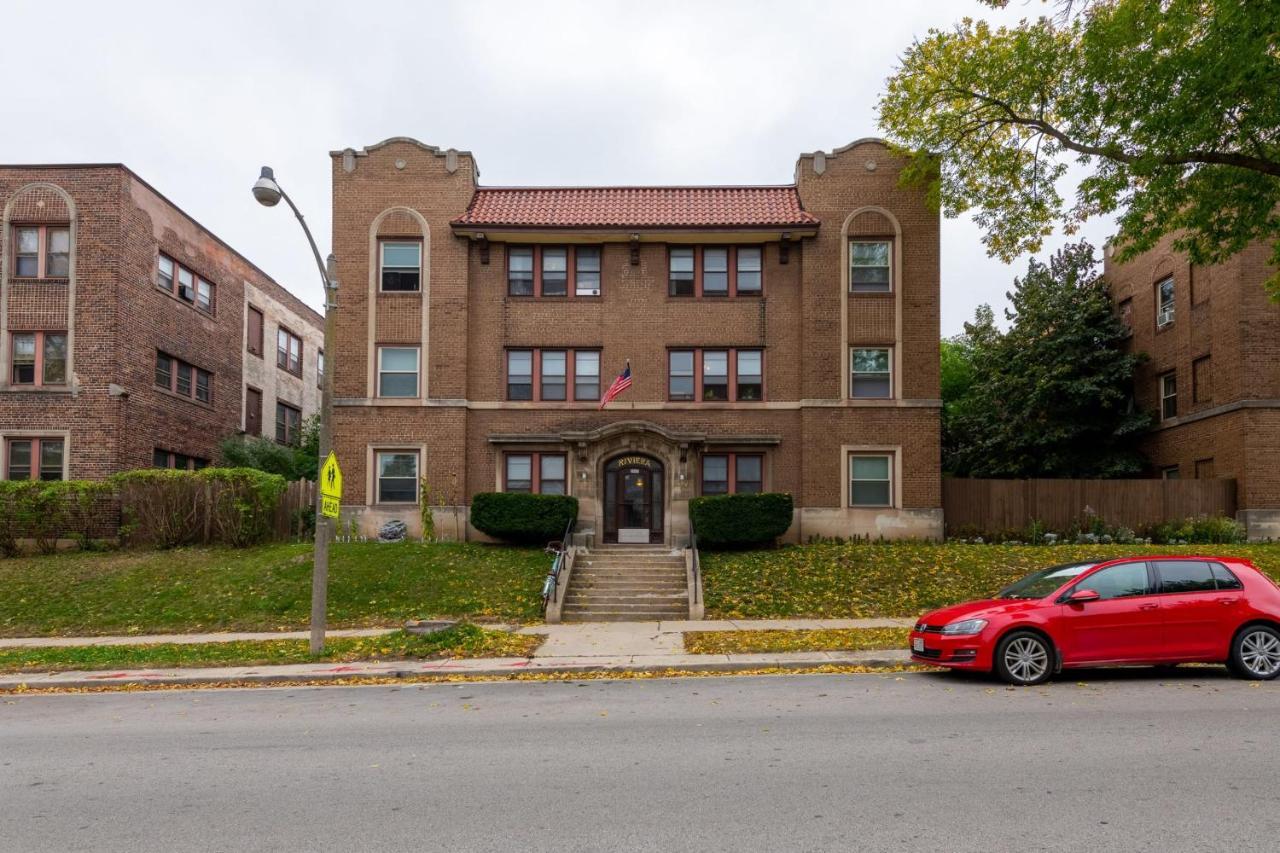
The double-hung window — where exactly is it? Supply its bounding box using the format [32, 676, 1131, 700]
[507, 247, 535, 296]
[504, 452, 567, 495]
[378, 346, 419, 397]
[702, 248, 729, 296]
[4, 437, 64, 481]
[736, 350, 763, 401]
[1156, 277, 1175, 327]
[507, 350, 534, 400]
[669, 351, 695, 400]
[669, 246, 764, 297]
[155, 352, 212, 404]
[13, 225, 70, 279]
[850, 241, 891, 292]
[702, 351, 729, 401]
[574, 351, 600, 401]
[669, 349, 764, 401]
[849, 454, 893, 507]
[276, 401, 302, 446]
[575, 247, 601, 296]
[540, 350, 567, 400]
[851, 348, 892, 398]
[541, 248, 568, 297]
[1160, 372, 1177, 421]
[277, 327, 303, 376]
[701, 453, 764, 495]
[736, 247, 762, 294]
[10, 331, 67, 387]
[376, 451, 419, 503]
[155, 254, 214, 313]
[380, 241, 422, 292]
[669, 248, 695, 296]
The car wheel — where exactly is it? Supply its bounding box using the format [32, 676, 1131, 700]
[1230, 625, 1280, 681]
[994, 631, 1053, 686]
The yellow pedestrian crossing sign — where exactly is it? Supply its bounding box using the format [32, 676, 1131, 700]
[320, 451, 343, 518]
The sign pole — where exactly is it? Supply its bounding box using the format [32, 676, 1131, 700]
[311, 259, 341, 655]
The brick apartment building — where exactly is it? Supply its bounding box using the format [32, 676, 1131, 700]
[329, 137, 941, 545]
[0, 165, 323, 480]
[1106, 235, 1280, 540]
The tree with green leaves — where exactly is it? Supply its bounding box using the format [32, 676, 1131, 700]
[945, 241, 1151, 477]
[218, 415, 320, 481]
[880, 0, 1280, 293]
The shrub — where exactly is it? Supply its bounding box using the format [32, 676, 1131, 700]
[217, 416, 319, 482]
[0, 480, 116, 556]
[1147, 515, 1246, 545]
[470, 492, 578, 545]
[690, 492, 794, 548]
[112, 467, 286, 548]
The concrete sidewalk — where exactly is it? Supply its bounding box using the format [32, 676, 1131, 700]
[0, 648, 914, 691]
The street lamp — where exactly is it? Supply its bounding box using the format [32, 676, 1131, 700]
[252, 166, 338, 655]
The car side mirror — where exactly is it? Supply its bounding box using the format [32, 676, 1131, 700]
[1067, 588, 1100, 604]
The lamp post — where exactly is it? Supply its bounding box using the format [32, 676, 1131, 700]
[253, 166, 337, 655]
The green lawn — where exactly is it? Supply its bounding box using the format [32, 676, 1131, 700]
[684, 627, 910, 655]
[0, 541, 548, 638]
[0, 625, 541, 673]
[702, 542, 1280, 619]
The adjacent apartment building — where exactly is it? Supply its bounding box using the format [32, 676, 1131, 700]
[329, 137, 941, 544]
[1106, 235, 1280, 540]
[0, 165, 323, 480]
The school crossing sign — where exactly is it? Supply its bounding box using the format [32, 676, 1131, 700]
[320, 451, 343, 519]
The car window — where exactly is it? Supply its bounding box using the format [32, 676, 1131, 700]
[998, 562, 1098, 599]
[1155, 560, 1218, 594]
[1209, 562, 1244, 591]
[1076, 563, 1150, 600]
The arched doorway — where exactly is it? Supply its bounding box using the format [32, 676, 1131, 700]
[603, 454, 665, 544]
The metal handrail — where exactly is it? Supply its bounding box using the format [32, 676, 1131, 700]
[689, 525, 701, 606]
[541, 517, 575, 610]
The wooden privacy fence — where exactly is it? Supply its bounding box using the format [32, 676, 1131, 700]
[943, 478, 1238, 535]
[274, 479, 317, 541]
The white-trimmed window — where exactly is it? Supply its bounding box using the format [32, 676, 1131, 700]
[380, 241, 422, 292]
[378, 346, 419, 398]
[377, 451, 419, 503]
[850, 240, 891, 292]
[849, 454, 892, 507]
[1156, 276, 1175, 327]
[850, 348, 892, 398]
[1160, 372, 1177, 421]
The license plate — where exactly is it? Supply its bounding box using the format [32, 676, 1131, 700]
[912, 637, 925, 653]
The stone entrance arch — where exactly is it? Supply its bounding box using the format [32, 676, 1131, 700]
[603, 453, 665, 543]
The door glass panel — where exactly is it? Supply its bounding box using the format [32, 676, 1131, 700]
[1155, 561, 1217, 594]
[1077, 563, 1150, 600]
[621, 468, 648, 528]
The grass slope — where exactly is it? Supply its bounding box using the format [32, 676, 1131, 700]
[684, 627, 910, 655]
[703, 542, 1280, 619]
[0, 541, 547, 637]
[0, 625, 541, 673]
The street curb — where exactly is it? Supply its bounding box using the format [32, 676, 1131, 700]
[0, 654, 916, 691]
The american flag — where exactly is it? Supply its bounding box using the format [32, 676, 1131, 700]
[599, 362, 632, 410]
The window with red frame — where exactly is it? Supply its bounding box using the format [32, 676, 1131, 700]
[152, 449, 208, 471]
[155, 351, 213, 404]
[4, 437, 64, 481]
[11, 331, 67, 387]
[667, 348, 764, 402]
[13, 225, 70, 279]
[507, 245, 604, 298]
[701, 453, 764, 495]
[504, 452, 568, 495]
[505, 348, 602, 402]
[667, 246, 765, 298]
[156, 254, 215, 314]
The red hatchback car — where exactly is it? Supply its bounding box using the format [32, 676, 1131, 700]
[910, 556, 1280, 685]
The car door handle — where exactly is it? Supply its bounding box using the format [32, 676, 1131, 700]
[1220, 598, 1240, 606]
[1139, 603, 1158, 611]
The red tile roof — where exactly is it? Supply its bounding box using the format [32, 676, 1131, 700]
[451, 186, 819, 229]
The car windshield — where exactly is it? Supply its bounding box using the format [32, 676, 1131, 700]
[997, 562, 1100, 600]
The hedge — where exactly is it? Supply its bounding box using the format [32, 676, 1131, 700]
[0, 480, 116, 556]
[112, 468, 286, 548]
[690, 492, 794, 548]
[470, 492, 579, 545]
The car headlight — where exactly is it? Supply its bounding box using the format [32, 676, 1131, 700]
[941, 618, 988, 636]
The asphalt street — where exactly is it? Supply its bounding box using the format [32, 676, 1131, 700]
[3, 669, 1279, 852]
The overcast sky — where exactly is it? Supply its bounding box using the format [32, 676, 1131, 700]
[3, 0, 1114, 335]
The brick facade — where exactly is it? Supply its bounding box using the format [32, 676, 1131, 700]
[1105, 235, 1280, 539]
[0, 165, 323, 479]
[330, 137, 942, 544]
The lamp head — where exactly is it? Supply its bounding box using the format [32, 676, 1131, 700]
[251, 166, 282, 207]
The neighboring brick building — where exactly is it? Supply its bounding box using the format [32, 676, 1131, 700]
[1106, 235, 1280, 540]
[0, 165, 323, 480]
[329, 137, 941, 545]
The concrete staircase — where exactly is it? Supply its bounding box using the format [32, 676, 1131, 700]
[561, 545, 689, 622]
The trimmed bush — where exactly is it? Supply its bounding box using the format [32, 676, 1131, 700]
[0, 480, 116, 556]
[1147, 515, 1246, 545]
[112, 467, 286, 548]
[470, 492, 578, 545]
[690, 492, 794, 548]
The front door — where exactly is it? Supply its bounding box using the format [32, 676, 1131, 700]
[603, 455, 664, 544]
